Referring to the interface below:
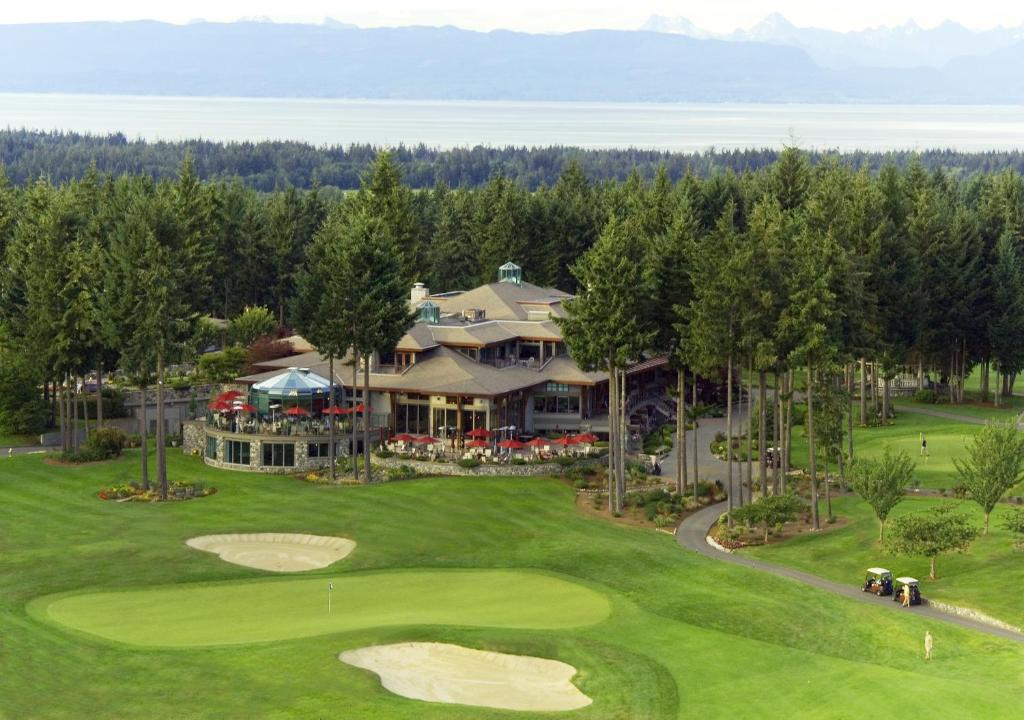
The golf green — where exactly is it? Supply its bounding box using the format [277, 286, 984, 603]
[36, 569, 610, 647]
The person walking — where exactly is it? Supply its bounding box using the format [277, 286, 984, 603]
[902, 585, 911, 607]
[924, 631, 934, 661]
[920, 434, 928, 460]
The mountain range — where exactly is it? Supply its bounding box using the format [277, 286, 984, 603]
[642, 13, 1024, 69]
[1, 20, 1024, 103]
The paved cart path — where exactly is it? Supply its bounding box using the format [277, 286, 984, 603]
[675, 502, 1024, 643]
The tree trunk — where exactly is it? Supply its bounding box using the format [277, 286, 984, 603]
[96, 363, 103, 431]
[807, 362, 820, 531]
[351, 351, 359, 482]
[917, 359, 924, 392]
[758, 370, 767, 497]
[156, 352, 167, 500]
[981, 359, 990, 403]
[879, 518, 885, 543]
[949, 348, 956, 404]
[363, 360, 372, 483]
[79, 376, 88, 444]
[870, 361, 879, 416]
[745, 361, 753, 503]
[677, 368, 686, 495]
[984, 511, 990, 535]
[930, 556, 937, 581]
[608, 357, 617, 513]
[139, 385, 149, 491]
[726, 357, 734, 526]
[881, 376, 890, 425]
[329, 355, 337, 483]
[72, 378, 79, 452]
[784, 369, 794, 476]
[774, 371, 782, 494]
[692, 373, 699, 503]
[846, 364, 854, 469]
[618, 368, 626, 506]
[859, 358, 868, 426]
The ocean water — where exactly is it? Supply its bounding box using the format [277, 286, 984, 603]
[2, 93, 1024, 151]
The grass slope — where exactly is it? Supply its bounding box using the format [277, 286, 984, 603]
[746, 495, 1024, 628]
[2, 451, 1024, 718]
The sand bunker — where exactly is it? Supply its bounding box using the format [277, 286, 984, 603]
[186, 533, 355, 572]
[340, 642, 592, 712]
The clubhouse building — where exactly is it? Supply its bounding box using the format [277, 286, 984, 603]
[187, 263, 674, 472]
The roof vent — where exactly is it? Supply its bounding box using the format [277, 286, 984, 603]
[498, 261, 522, 285]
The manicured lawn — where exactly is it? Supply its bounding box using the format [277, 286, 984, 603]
[894, 396, 1024, 421]
[746, 495, 1024, 628]
[3, 451, 1024, 718]
[38, 569, 610, 646]
[791, 412, 990, 490]
[0, 432, 40, 447]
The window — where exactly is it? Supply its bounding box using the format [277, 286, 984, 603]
[308, 442, 329, 458]
[205, 435, 218, 460]
[533, 392, 580, 415]
[546, 382, 570, 392]
[225, 440, 250, 465]
[262, 443, 295, 467]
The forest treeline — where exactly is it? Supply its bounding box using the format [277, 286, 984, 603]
[3, 148, 1024, 500]
[8, 128, 1024, 190]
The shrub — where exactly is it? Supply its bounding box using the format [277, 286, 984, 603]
[61, 446, 111, 463]
[511, 457, 527, 466]
[384, 465, 417, 482]
[554, 456, 576, 467]
[375, 449, 395, 459]
[88, 427, 127, 457]
[230, 306, 278, 346]
[196, 346, 247, 383]
[457, 458, 480, 469]
[0, 350, 47, 436]
[912, 389, 941, 404]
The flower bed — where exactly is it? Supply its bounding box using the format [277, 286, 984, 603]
[98, 480, 217, 502]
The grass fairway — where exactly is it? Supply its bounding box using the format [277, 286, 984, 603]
[37, 569, 610, 646]
[791, 412, 991, 490]
[4, 451, 1024, 718]
[746, 495, 1024, 628]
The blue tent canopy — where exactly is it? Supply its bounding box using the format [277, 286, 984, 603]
[252, 368, 331, 397]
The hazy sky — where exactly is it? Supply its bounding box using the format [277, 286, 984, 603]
[4, 1, 1024, 34]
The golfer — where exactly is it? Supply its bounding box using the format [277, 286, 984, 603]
[902, 586, 911, 608]
[920, 434, 928, 458]
[925, 631, 933, 661]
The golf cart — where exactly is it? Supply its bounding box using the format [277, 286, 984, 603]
[893, 577, 922, 606]
[862, 567, 894, 596]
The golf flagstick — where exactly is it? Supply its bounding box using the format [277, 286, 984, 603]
[328, 582, 333, 614]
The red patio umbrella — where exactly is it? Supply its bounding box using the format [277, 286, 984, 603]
[465, 427, 492, 439]
[393, 433, 417, 443]
[234, 403, 257, 413]
[322, 406, 348, 415]
[207, 399, 232, 411]
[574, 432, 599, 444]
[551, 436, 574, 446]
[284, 406, 310, 417]
[525, 437, 548, 447]
[498, 439, 526, 450]
[466, 439, 490, 448]
[413, 436, 439, 444]
[217, 390, 244, 401]
[353, 403, 372, 413]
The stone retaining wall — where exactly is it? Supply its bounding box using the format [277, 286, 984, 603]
[926, 599, 1023, 634]
[374, 455, 562, 477]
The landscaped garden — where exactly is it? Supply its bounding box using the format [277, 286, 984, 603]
[4, 450, 1024, 718]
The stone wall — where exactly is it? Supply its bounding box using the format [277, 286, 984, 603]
[374, 455, 562, 477]
[183, 420, 337, 474]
